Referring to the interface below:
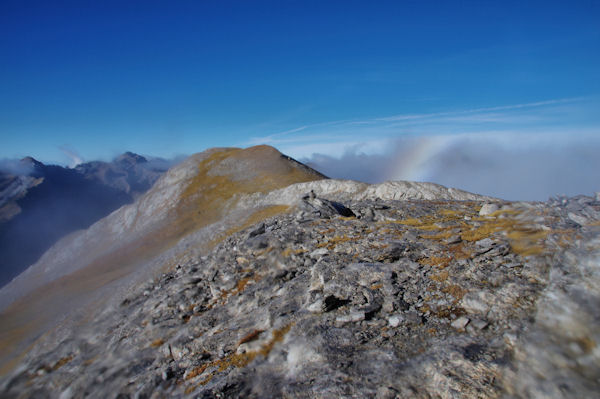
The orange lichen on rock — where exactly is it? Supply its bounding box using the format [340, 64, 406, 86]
[238, 329, 264, 345]
[316, 234, 355, 250]
[281, 247, 307, 257]
[443, 285, 467, 301]
[420, 256, 452, 269]
[430, 270, 450, 282]
[51, 355, 74, 371]
[185, 323, 293, 393]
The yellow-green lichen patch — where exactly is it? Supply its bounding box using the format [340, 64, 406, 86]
[316, 234, 356, 250]
[51, 355, 74, 371]
[175, 146, 323, 242]
[209, 274, 262, 309]
[419, 256, 452, 269]
[430, 270, 450, 283]
[184, 323, 293, 393]
[281, 247, 307, 257]
[443, 285, 468, 302]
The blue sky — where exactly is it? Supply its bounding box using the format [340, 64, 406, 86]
[1, 1, 599, 199]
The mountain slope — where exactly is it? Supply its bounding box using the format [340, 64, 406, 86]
[2, 181, 599, 397]
[6, 144, 580, 397]
[0, 145, 326, 373]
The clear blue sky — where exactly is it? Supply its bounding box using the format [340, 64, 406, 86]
[1, 1, 599, 197]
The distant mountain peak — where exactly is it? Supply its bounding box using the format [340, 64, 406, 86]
[115, 152, 148, 165]
[19, 156, 44, 169]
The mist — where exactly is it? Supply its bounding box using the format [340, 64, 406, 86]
[0, 151, 185, 288]
[302, 135, 600, 201]
[0, 159, 35, 176]
[142, 155, 188, 172]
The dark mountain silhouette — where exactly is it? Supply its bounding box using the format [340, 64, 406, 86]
[0, 153, 168, 287]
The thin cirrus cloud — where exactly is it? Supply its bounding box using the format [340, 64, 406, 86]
[247, 97, 600, 201]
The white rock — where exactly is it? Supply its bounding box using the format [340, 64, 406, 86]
[336, 311, 365, 324]
[388, 314, 404, 328]
[461, 291, 493, 315]
[59, 387, 73, 399]
[479, 203, 500, 216]
[451, 316, 470, 330]
[310, 248, 329, 259]
[568, 212, 588, 226]
[306, 300, 323, 313]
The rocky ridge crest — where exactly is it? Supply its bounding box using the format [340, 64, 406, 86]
[1, 146, 599, 398]
[2, 183, 600, 397]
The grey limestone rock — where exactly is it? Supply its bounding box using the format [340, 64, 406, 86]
[2, 192, 600, 398]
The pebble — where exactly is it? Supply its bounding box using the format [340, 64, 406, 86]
[336, 311, 365, 324]
[461, 291, 492, 315]
[451, 316, 470, 330]
[388, 315, 403, 328]
[309, 248, 329, 258]
[479, 203, 500, 216]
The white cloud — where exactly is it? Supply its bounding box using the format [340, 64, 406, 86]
[247, 97, 600, 200]
[301, 133, 600, 201]
[59, 146, 84, 168]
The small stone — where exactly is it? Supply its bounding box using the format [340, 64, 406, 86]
[59, 387, 74, 399]
[247, 223, 266, 238]
[461, 291, 492, 315]
[310, 248, 329, 259]
[479, 203, 500, 216]
[404, 311, 422, 325]
[236, 256, 249, 265]
[376, 386, 399, 399]
[568, 212, 588, 226]
[503, 331, 518, 348]
[336, 311, 365, 324]
[444, 234, 462, 244]
[161, 367, 174, 381]
[451, 316, 470, 330]
[470, 319, 488, 330]
[388, 314, 403, 328]
[306, 299, 323, 313]
[475, 237, 495, 249]
[184, 276, 202, 285]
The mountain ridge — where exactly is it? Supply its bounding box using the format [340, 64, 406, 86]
[1, 145, 598, 398]
[0, 145, 326, 373]
[0, 152, 170, 288]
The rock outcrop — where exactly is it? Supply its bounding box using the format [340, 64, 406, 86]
[1, 146, 599, 398]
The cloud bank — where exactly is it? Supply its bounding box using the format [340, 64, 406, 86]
[0, 159, 35, 176]
[247, 97, 600, 201]
[301, 134, 600, 201]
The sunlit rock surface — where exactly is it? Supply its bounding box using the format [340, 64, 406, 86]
[1, 146, 599, 398]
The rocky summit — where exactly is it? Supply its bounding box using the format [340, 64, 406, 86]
[1, 146, 600, 398]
